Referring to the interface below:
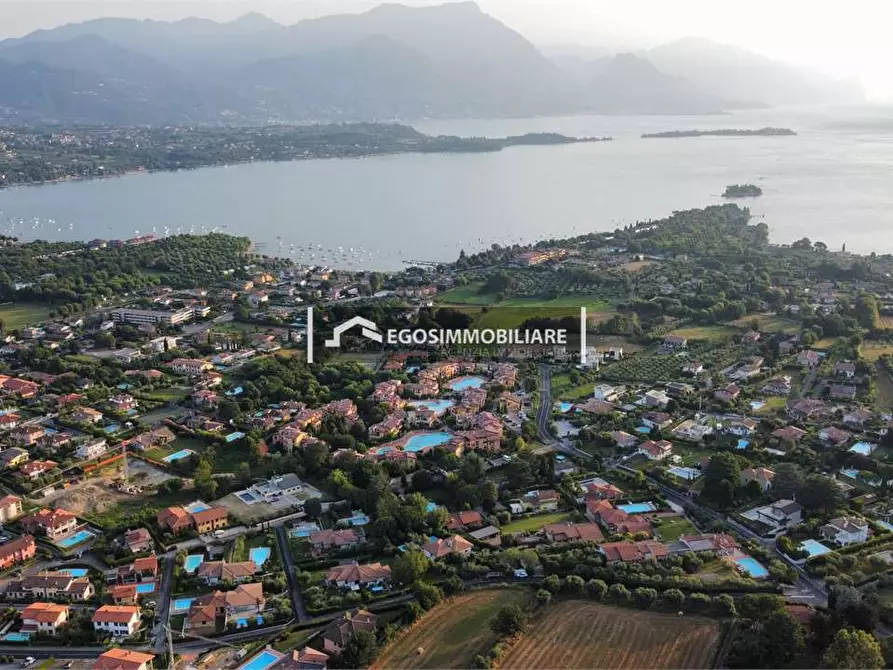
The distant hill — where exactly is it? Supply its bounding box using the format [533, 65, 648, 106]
[646, 37, 864, 106]
[0, 3, 865, 124]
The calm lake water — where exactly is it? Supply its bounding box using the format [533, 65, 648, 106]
[2, 104, 893, 270]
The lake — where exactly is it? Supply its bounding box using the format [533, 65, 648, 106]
[2, 104, 893, 270]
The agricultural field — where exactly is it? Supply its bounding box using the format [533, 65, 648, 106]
[875, 366, 893, 410]
[732, 313, 801, 334]
[879, 316, 893, 330]
[438, 282, 613, 310]
[860, 341, 893, 363]
[599, 344, 741, 383]
[0, 302, 53, 330]
[501, 600, 720, 669]
[500, 511, 572, 534]
[669, 325, 739, 342]
[371, 589, 531, 669]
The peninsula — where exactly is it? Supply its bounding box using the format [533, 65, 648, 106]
[0, 125, 609, 189]
[642, 127, 797, 139]
[723, 183, 763, 197]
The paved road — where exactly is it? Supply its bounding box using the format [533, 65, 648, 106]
[799, 367, 819, 397]
[180, 311, 233, 336]
[275, 525, 309, 621]
[535, 363, 555, 444]
[152, 550, 176, 654]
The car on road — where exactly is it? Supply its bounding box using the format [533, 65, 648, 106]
[21, 657, 36, 668]
[64, 663, 74, 669]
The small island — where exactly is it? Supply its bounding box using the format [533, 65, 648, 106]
[723, 183, 763, 198]
[642, 127, 797, 139]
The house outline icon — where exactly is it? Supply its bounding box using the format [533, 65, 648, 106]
[324, 316, 383, 348]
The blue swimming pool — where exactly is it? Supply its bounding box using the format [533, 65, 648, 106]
[172, 597, 194, 612]
[635, 425, 652, 434]
[56, 529, 96, 548]
[104, 423, 121, 434]
[409, 399, 454, 414]
[668, 465, 701, 481]
[799, 539, 833, 558]
[225, 431, 245, 443]
[239, 650, 283, 670]
[58, 568, 88, 577]
[750, 400, 766, 411]
[558, 402, 574, 413]
[163, 448, 196, 463]
[618, 501, 657, 514]
[237, 491, 258, 503]
[448, 376, 485, 391]
[735, 556, 769, 578]
[136, 582, 155, 594]
[250, 547, 271, 568]
[737, 439, 750, 450]
[841, 468, 860, 479]
[850, 441, 876, 456]
[342, 513, 370, 526]
[4, 632, 29, 642]
[404, 431, 452, 452]
[185, 502, 210, 513]
[184, 554, 204, 573]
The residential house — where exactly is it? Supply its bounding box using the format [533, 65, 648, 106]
[600, 541, 668, 563]
[819, 426, 853, 447]
[606, 347, 624, 361]
[309, 529, 363, 555]
[18, 460, 57, 480]
[0, 536, 36, 570]
[93, 649, 155, 670]
[575, 399, 617, 416]
[830, 384, 857, 401]
[124, 528, 154, 554]
[77, 437, 108, 461]
[798, 350, 820, 368]
[21, 508, 78, 540]
[610, 431, 638, 449]
[518, 489, 560, 512]
[844, 408, 874, 429]
[108, 394, 136, 412]
[586, 500, 652, 535]
[168, 358, 213, 377]
[185, 583, 265, 634]
[21, 603, 69, 636]
[593, 384, 620, 402]
[820, 517, 869, 546]
[714, 384, 741, 403]
[638, 440, 673, 461]
[196, 561, 257, 585]
[321, 609, 377, 655]
[0, 448, 28, 469]
[834, 361, 857, 379]
[325, 562, 391, 591]
[788, 399, 828, 421]
[742, 500, 803, 535]
[582, 478, 624, 500]
[641, 412, 672, 430]
[682, 360, 704, 376]
[468, 526, 501, 547]
[724, 417, 758, 438]
[666, 382, 695, 398]
[740, 467, 775, 492]
[13, 571, 95, 600]
[761, 376, 793, 396]
[644, 389, 671, 409]
[773, 426, 808, 445]
[368, 413, 404, 441]
[13, 425, 44, 447]
[156, 507, 192, 534]
[0, 495, 22, 522]
[92, 605, 142, 638]
[543, 522, 604, 544]
[742, 331, 761, 345]
[192, 508, 229, 534]
[284, 647, 330, 670]
[445, 510, 484, 532]
[662, 335, 688, 350]
[70, 406, 103, 424]
[421, 535, 473, 559]
[673, 534, 739, 556]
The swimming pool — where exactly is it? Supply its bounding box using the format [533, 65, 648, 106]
[237, 491, 259, 503]
[409, 399, 454, 414]
[184, 502, 210, 513]
[163, 448, 196, 463]
[617, 501, 657, 514]
[239, 650, 284, 670]
[735, 556, 769, 578]
[635, 425, 652, 434]
[291, 523, 319, 538]
[841, 468, 860, 479]
[172, 597, 194, 612]
[104, 423, 121, 434]
[878, 520, 893, 532]
[736, 439, 750, 450]
[750, 400, 766, 411]
[58, 568, 88, 577]
[56, 529, 96, 548]
[342, 513, 370, 526]
[249, 547, 271, 568]
[799, 539, 833, 558]
[668, 465, 702, 481]
[4, 632, 29, 642]
[404, 431, 452, 452]
[183, 554, 204, 573]
[558, 402, 574, 413]
[850, 441, 876, 456]
[225, 431, 245, 443]
[448, 376, 486, 391]
[136, 582, 156, 594]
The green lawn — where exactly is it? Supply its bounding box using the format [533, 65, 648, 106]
[439, 282, 612, 309]
[273, 628, 317, 653]
[669, 325, 738, 341]
[500, 511, 571, 534]
[551, 372, 595, 401]
[654, 516, 698, 542]
[732, 313, 801, 335]
[145, 386, 191, 402]
[0, 302, 53, 330]
[65, 353, 99, 364]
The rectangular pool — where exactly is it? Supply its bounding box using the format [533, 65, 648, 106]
[249, 547, 271, 568]
[668, 465, 702, 481]
[184, 502, 210, 513]
[56, 529, 96, 548]
[136, 582, 156, 594]
[617, 501, 657, 514]
[184, 554, 204, 573]
[849, 441, 876, 456]
[4, 632, 29, 642]
[799, 539, 833, 558]
[162, 448, 196, 463]
[735, 556, 769, 578]
[59, 568, 88, 577]
[172, 598, 194, 612]
[239, 650, 284, 670]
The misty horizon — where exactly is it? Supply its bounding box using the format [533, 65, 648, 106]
[0, 0, 889, 99]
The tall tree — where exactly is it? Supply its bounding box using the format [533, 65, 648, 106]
[820, 628, 883, 669]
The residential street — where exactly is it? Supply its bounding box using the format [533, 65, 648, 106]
[275, 525, 310, 621]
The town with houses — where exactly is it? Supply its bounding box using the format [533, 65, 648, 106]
[0, 206, 892, 668]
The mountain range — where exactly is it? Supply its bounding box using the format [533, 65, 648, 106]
[0, 2, 864, 124]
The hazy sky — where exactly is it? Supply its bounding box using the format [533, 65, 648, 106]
[0, 0, 889, 98]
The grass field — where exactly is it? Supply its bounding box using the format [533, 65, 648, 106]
[372, 589, 531, 669]
[876, 365, 893, 410]
[500, 511, 571, 534]
[439, 283, 612, 309]
[732, 313, 801, 334]
[669, 325, 738, 341]
[551, 373, 596, 401]
[501, 600, 720, 669]
[860, 341, 893, 362]
[0, 302, 53, 330]
[880, 316, 893, 330]
[331, 352, 382, 369]
[654, 516, 698, 542]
